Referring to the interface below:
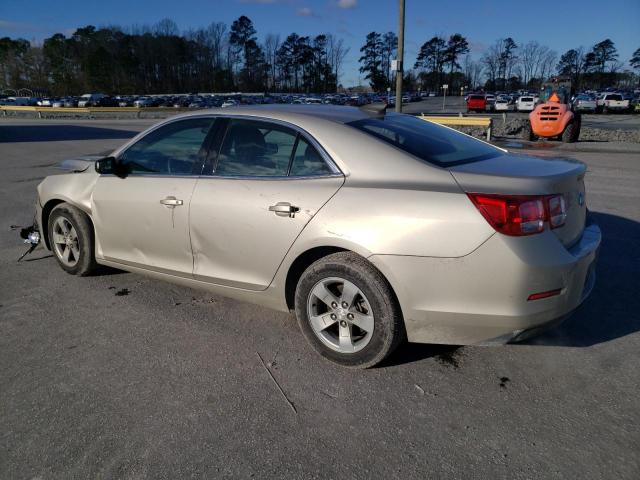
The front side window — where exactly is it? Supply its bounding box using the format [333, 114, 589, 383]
[120, 118, 214, 175]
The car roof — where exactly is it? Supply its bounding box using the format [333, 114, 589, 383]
[174, 104, 373, 126]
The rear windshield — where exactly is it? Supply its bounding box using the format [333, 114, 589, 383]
[520, 97, 533, 102]
[469, 95, 485, 100]
[347, 114, 502, 167]
[607, 94, 622, 101]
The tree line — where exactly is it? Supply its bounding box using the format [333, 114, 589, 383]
[0, 16, 349, 95]
[358, 33, 638, 93]
[1, 16, 639, 96]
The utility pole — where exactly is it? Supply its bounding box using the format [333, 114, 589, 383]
[395, 0, 405, 113]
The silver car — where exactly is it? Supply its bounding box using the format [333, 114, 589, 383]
[28, 105, 600, 368]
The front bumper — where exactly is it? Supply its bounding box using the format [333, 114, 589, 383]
[369, 223, 601, 345]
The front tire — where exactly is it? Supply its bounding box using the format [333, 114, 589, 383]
[48, 203, 98, 276]
[294, 252, 404, 368]
[562, 115, 581, 143]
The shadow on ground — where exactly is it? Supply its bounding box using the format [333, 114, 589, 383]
[384, 210, 640, 364]
[0, 125, 138, 143]
[520, 211, 640, 347]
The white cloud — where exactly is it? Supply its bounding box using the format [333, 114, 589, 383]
[297, 7, 315, 17]
[337, 0, 358, 8]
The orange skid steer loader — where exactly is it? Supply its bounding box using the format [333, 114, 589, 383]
[524, 77, 581, 143]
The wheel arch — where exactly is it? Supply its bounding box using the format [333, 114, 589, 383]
[41, 198, 94, 250]
[283, 246, 403, 320]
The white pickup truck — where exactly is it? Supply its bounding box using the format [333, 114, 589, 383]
[596, 93, 629, 113]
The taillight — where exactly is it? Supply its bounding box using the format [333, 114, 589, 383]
[467, 193, 566, 236]
[547, 194, 566, 229]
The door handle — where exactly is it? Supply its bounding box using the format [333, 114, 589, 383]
[269, 202, 300, 218]
[160, 196, 183, 207]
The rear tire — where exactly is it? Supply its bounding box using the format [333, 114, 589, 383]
[48, 203, 98, 276]
[294, 252, 404, 368]
[522, 122, 536, 141]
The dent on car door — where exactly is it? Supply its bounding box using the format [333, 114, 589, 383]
[190, 118, 344, 290]
[92, 117, 216, 274]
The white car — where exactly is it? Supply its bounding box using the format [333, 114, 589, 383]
[484, 95, 496, 111]
[596, 93, 629, 113]
[221, 100, 238, 108]
[516, 96, 536, 112]
[78, 93, 106, 107]
[494, 99, 511, 111]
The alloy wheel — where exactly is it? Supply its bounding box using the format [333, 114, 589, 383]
[307, 277, 375, 353]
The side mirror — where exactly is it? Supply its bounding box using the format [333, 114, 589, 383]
[95, 157, 115, 174]
[95, 156, 129, 178]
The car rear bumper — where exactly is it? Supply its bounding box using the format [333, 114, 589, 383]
[369, 223, 601, 345]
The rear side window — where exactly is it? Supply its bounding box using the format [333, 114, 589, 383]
[214, 119, 335, 177]
[289, 137, 333, 176]
[215, 120, 295, 176]
[120, 118, 214, 175]
[347, 114, 502, 167]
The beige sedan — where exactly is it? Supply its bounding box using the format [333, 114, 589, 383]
[30, 105, 600, 367]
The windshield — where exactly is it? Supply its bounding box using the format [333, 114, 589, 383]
[347, 114, 502, 167]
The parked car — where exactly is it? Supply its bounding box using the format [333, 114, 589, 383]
[571, 94, 597, 113]
[28, 105, 600, 368]
[516, 96, 536, 112]
[494, 99, 511, 111]
[596, 93, 629, 113]
[484, 94, 496, 111]
[77, 93, 107, 107]
[466, 94, 487, 113]
[116, 96, 134, 107]
[63, 97, 78, 108]
[134, 96, 155, 108]
[5, 96, 38, 106]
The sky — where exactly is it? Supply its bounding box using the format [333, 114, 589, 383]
[1, 0, 639, 86]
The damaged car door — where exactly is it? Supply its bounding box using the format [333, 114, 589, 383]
[189, 117, 344, 290]
[92, 117, 216, 274]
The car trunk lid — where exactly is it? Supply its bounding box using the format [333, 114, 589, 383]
[449, 153, 587, 247]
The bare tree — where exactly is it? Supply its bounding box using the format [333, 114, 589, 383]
[327, 34, 349, 91]
[154, 18, 179, 37]
[264, 33, 280, 90]
[206, 22, 228, 70]
[462, 55, 482, 89]
[481, 42, 501, 88]
[539, 49, 558, 84]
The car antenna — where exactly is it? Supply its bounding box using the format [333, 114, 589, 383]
[359, 103, 387, 117]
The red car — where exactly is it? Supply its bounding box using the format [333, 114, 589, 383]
[466, 94, 487, 113]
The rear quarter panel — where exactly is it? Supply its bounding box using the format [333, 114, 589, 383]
[291, 185, 495, 258]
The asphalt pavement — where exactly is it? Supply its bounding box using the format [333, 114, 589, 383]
[1, 118, 639, 479]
